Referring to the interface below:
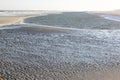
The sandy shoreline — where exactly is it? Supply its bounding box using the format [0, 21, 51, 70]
[0, 11, 120, 29]
[0, 11, 62, 27]
[95, 10, 120, 16]
[0, 16, 26, 27]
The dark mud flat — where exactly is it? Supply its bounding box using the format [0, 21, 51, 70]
[25, 12, 120, 29]
[0, 25, 120, 80]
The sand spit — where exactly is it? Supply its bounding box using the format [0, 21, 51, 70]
[0, 11, 62, 27]
[0, 16, 26, 27]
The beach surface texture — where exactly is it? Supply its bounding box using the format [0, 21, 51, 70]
[0, 11, 120, 80]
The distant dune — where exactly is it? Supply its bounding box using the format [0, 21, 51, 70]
[95, 10, 120, 15]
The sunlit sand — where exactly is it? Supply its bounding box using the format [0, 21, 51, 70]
[0, 16, 26, 26]
[95, 10, 120, 15]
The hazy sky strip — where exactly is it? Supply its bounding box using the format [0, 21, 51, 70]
[0, 0, 120, 11]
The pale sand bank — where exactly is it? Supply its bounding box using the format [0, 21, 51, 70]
[95, 10, 120, 15]
[0, 11, 62, 27]
[0, 16, 25, 27]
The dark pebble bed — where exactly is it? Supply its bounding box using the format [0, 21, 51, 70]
[1, 12, 120, 80]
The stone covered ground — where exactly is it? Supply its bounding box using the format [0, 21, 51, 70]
[0, 24, 120, 80]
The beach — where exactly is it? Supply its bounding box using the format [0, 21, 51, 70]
[0, 10, 60, 27]
[1, 26, 120, 80]
[0, 16, 26, 27]
[0, 11, 120, 80]
[95, 10, 120, 16]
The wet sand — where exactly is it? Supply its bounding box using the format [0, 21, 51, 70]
[21, 25, 69, 33]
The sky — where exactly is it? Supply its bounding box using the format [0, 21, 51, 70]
[0, 0, 120, 11]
